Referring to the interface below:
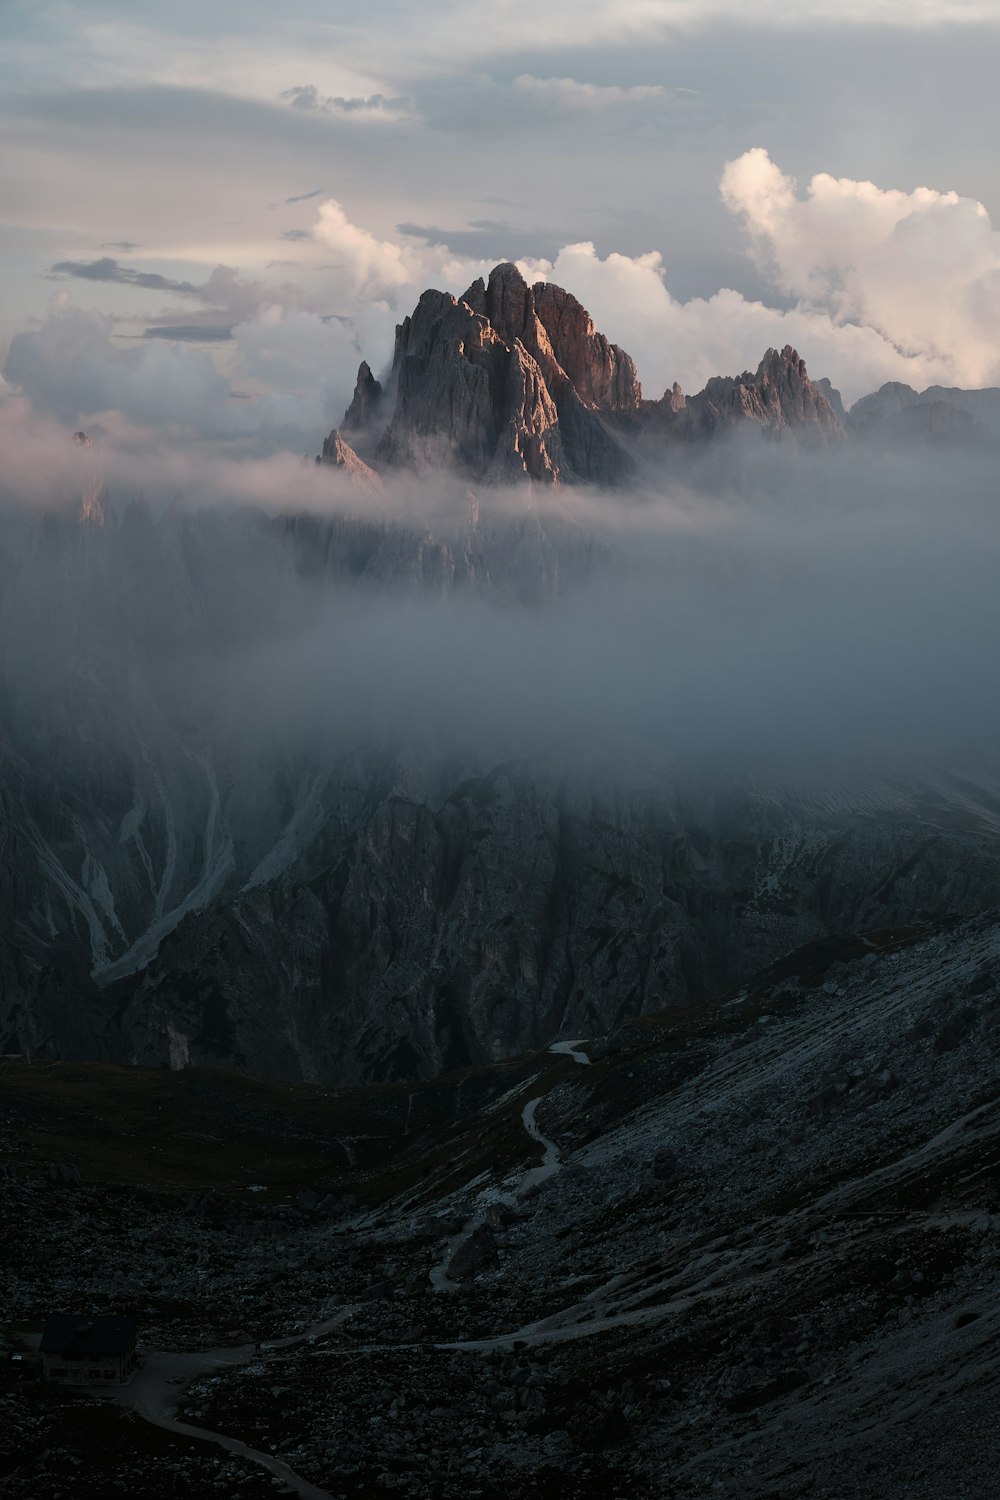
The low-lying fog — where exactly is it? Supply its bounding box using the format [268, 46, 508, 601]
[1, 406, 997, 786]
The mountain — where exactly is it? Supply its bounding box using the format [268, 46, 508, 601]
[373, 263, 638, 485]
[847, 381, 999, 448]
[318, 266, 844, 488]
[313, 263, 1000, 491]
[676, 344, 844, 444]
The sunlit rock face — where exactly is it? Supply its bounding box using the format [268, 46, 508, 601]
[692, 346, 844, 442]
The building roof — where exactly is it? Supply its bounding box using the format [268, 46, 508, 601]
[39, 1315, 135, 1356]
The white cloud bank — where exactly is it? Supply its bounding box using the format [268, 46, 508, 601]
[721, 148, 1000, 387]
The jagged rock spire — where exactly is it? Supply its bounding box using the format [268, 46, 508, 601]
[342, 361, 384, 432]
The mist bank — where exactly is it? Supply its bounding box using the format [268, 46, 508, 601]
[2, 434, 998, 774]
[3, 435, 1000, 1077]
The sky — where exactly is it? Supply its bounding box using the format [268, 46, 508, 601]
[2, 0, 1000, 453]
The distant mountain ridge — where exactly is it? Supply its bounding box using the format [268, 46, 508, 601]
[321, 263, 844, 486]
[320, 261, 999, 486]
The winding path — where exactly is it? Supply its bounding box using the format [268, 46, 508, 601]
[85, 1037, 594, 1486]
[102, 1307, 357, 1499]
[429, 1037, 591, 1292]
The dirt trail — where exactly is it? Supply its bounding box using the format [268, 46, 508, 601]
[429, 1056, 583, 1292]
[99, 1307, 357, 1498]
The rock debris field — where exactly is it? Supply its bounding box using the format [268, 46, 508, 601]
[3, 911, 1000, 1497]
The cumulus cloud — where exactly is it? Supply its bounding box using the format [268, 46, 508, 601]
[311, 200, 493, 304]
[720, 148, 1000, 387]
[4, 305, 241, 435]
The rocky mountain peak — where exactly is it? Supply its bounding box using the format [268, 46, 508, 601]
[695, 345, 843, 443]
[532, 280, 642, 412]
[342, 360, 384, 433]
[847, 381, 995, 448]
[369, 266, 636, 485]
[322, 267, 874, 486]
[461, 263, 641, 415]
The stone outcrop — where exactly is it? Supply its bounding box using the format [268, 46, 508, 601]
[815, 376, 847, 425]
[462, 263, 641, 413]
[376, 286, 566, 483]
[611, 346, 844, 450]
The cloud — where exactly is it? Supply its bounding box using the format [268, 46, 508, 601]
[284, 189, 325, 205]
[510, 75, 668, 116]
[1, 293, 399, 452]
[45, 254, 344, 339]
[719, 148, 1000, 387]
[3, 304, 242, 435]
[311, 201, 448, 301]
[280, 85, 412, 119]
[142, 325, 234, 342]
[49, 257, 201, 295]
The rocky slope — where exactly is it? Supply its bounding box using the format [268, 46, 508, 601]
[98, 752, 1000, 1084]
[4, 906, 1000, 1496]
